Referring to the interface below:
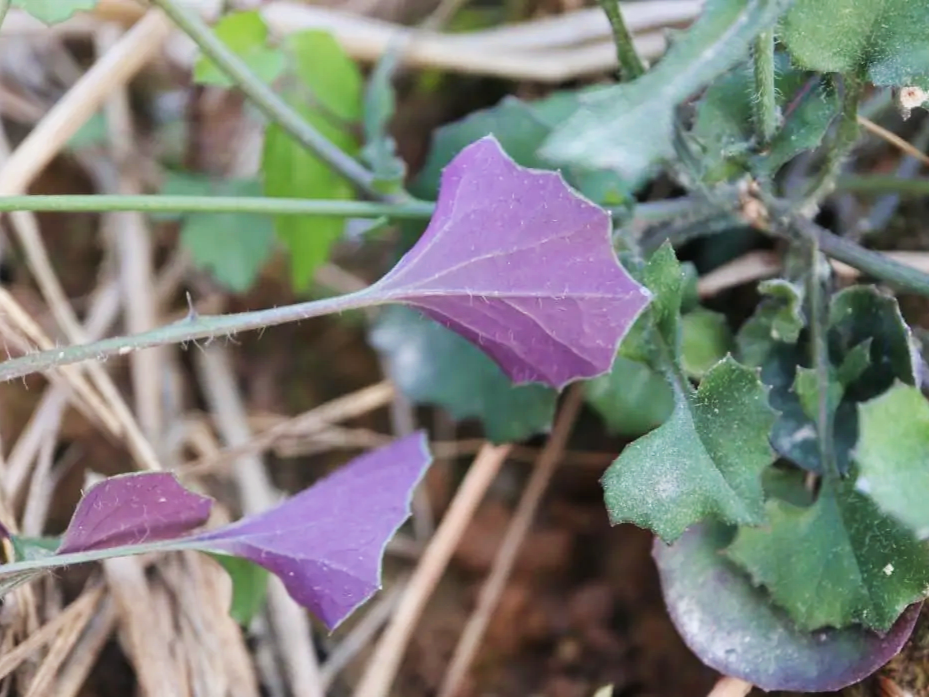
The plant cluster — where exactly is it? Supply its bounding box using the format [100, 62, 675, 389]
[4, 0, 929, 691]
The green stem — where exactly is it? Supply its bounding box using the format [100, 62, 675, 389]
[0, 289, 382, 383]
[806, 243, 839, 481]
[790, 215, 929, 297]
[149, 0, 384, 200]
[0, 195, 435, 218]
[596, 0, 645, 81]
[752, 30, 778, 145]
[802, 74, 862, 206]
[836, 174, 929, 197]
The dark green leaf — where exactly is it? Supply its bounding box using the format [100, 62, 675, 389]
[681, 308, 732, 378]
[210, 553, 269, 626]
[602, 356, 775, 543]
[781, 0, 929, 89]
[759, 78, 839, 175]
[12, 0, 96, 24]
[585, 356, 673, 437]
[655, 522, 922, 692]
[642, 243, 685, 351]
[541, 0, 793, 182]
[161, 174, 276, 292]
[369, 306, 557, 444]
[727, 476, 929, 632]
[856, 382, 929, 534]
[193, 11, 286, 87]
[263, 30, 362, 289]
[735, 279, 805, 368]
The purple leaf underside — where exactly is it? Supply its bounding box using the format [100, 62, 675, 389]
[368, 135, 651, 389]
[193, 431, 432, 630]
[654, 524, 921, 692]
[58, 472, 213, 554]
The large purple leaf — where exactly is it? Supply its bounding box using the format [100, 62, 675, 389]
[58, 472, 213, 554]
[654, 523, 921, 692]
[367, 135, 651, 389]
[192, 432, 431, 630]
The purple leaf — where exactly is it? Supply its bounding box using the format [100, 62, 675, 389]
[58, 472, 213, 554]
[654, 523, 921, 692]
[367, 135, 651, 389]
[192, 432, 432, 630]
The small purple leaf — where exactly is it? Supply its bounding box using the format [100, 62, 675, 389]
[367, 136, 651, 389]
[58, 472, 214, 554]
[192, 432, 432, 630]
[655, 523, 921, 692]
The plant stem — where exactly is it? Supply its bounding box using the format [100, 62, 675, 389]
[596, 0, 645, 81]
[0, 289, 381, 383]
[802, 74, 862, 206]
[752, 30, 778, 145]
[0, 195, 435, 218]
[149, 0, 384, 200]
[836, 174, 929, 197]
[806, 243, 840, 481]
[789, 215, 929, 297]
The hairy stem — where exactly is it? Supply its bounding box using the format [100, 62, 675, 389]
[149, 0, 384, 200]
[752, 30, 778, 145]
[0, 290, 382, 383]
[0, 195, 435, 218]
[802, 74, 862, 206]
[596, 0, 645, 81]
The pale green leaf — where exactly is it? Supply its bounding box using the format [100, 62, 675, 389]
[681, 308, 732, 378]
[210, 553, 269, 626]
[855, 382, 929, 534]
[585, 356, 673, 437]
[12, 0, 96, 24]
[193, 11, 286, 87]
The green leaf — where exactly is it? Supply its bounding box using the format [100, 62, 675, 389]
[162, 173, 276, 292]
[263, 30, 362, 289]
[726, 476, 929, 632]
[193, 11, 286, 87]
[12, 0, 96, 24]
[541, 0, 793, 182]
[210, 553, 269, 626]
[855, 382, 929, 534]
[736, 279, 806, 367]
[681, 308, 733, 378]
[781, 0, 929, 89]
[369, 306, 557, 444]
[585, 355, 674, 437]
[642, 243, 685, 351]
[10, 536, 59, 561]
[361, 49, 406, 191]
[602, 356, 776, 543]
[794, 366, 843, 421]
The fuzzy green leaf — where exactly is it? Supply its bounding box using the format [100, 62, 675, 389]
[727, 477, 929, 632]
[736, 279, 806, 368]
[856, 382, 929, 534]
[263, 31, 362, 289]
[681, 309, 733, 378]
[369, 306, 557, 444]
[602, 356, 776, 543]
[585, 356, 674, 437]
[12, 0, 96, 24]
[781, 0, 929, 89]
[193, 11, 286, 87]
[541, 0, 793, 181]
[162, 174, 276, 292]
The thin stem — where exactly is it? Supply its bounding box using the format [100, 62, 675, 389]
[148, 0, 384, 200]
[596, 0, 645, 81]
[806, 243, 839, 481]
[0, 195, 435, 218]
[790, 215, 929, 297]
[752, 30, 778, 146]
[802, 74, 862, 206]
[0, 289, 381, 383]
[836, 174, 929, 197]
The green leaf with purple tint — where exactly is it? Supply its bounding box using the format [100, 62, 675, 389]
[192, 432, 431, 630]
[58, 472, 213, 554]
[654, 522, 921, 692]
[368, 135, 652, 389]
